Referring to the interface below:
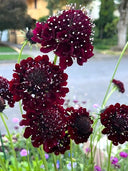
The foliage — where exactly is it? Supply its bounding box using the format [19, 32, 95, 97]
[38, 16, 49, 22]
[66, 0, 92, 7]
[0, 0, 32, 31]
[95, 0, 115, 39]
[45, 0, 66, 16]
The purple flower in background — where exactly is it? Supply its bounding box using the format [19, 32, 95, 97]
[111, 156, 118, 165]
[12, 117, 19, 123]
[119, 151, 128, 158]
[93, 104, 99, 109]
[85, 147, 91, 153]
[20, 149, 29, 157]
[56, 160, 60, 169]
[67, 162, 77, 170]
[94, 165, 102, 171]
[45, 153, 49, 159]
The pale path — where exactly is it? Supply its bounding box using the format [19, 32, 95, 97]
[0, 45, 128, 133]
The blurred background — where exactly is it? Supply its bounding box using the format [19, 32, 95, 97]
[0, 0, 128, 51]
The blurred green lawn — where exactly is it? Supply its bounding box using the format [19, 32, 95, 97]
[0, 54, 30, 60]
[0, 45, 16, 52]
[0, 45, 29, 60]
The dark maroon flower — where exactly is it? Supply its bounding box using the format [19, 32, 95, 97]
[100, 103, 128, 145]
[20, 105, 70, 154]
[0, 76, 14, 107]
[0, 96, 5, 112]
[112, 79, 125, 93]
[9, 55, 69, 110]
[26, 30, 36, 44]
[32, 4, 94, 69]
[66, 107, 93, 144]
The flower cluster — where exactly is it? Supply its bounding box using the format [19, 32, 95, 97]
[66, 107, 93, 144]
[0, 76, 14, 107]
[32, 4, 94, 69]
[112, 79, 125, 93]
[10, 55, 69, 111]
[100, 103, 128, 145]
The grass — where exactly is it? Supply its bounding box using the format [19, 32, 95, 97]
[0, 45, 16, 52]
[0, 54, 30, 60]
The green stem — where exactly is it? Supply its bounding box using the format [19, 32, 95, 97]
[103, 86, 117, 107]
[52, 153, 58, 171]
[90, 135, 94, 169]
[59, 154, 62, 171]
[0, 131, 7, 160]
[107, 142, 112, 171]
[17, 40, 28, 64]
[53, 54, 58, 65]
[26, 140, 31, 171]
[19, 100, 23, 115]
[0, 113, 18, 171]
[70, 139, 74, 171]
[38, 146, 48, 171]
[101, 41, 128, 108]
[0, 155, 8, 171]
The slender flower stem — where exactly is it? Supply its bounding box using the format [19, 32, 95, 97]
[0, 155, 8, 171]
[0, 112, 18, 171]
[17, 40, 28, 64]
[101, 41, 128, 108]
[53, 54, 58, 65]
[59, 154, 62, 171]
[0, 131, 7, 160]
[19, 100, 23, 115]
[103, 86, 117, 107]
[38, 146, 48, 171]
[107, 142, 112, 171]
[70, 139, 74, 171]
[52, 153, 58, 171]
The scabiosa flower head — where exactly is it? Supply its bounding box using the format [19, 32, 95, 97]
[111, 156, 118, 165]
[10, 55, 69, 110]
[66, 107, 93, 144]
[100, 103, 128, 145]
[0, 96, 5, 112]
[20, 105, 70, 155]
[26, 30, 36, 44]
[112, 79, 125, 93]
[119, 151, 128, 158]
[0, 76, 14, 107]
[32, 4, 94, 69]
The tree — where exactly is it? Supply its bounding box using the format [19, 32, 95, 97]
[0, 0, 32, 32]
[117, 0, 128, 49]
[45, 0, 66, 16]
[45, 0, 92, 16]
[96, 0, 115, 39]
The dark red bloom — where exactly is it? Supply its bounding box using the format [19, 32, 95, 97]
[112, 79, 125, 93]
[66, 107, 93, 144]
[26, 30, 36, 44]
[100, 103, 128, 145]
[32, 5, 94, 69]
[20, 105, 70, 155]
[9, 55, 69, 110]
[0, 76, 14, 107]
[0, 96, 5, 112]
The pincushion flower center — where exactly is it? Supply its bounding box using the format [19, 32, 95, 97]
[26, 67, 48, 87]
[112, 116, 126, 132]
[75, 116, 91, 135]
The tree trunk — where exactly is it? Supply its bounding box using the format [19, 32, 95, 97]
[117, 0, 128, 49]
